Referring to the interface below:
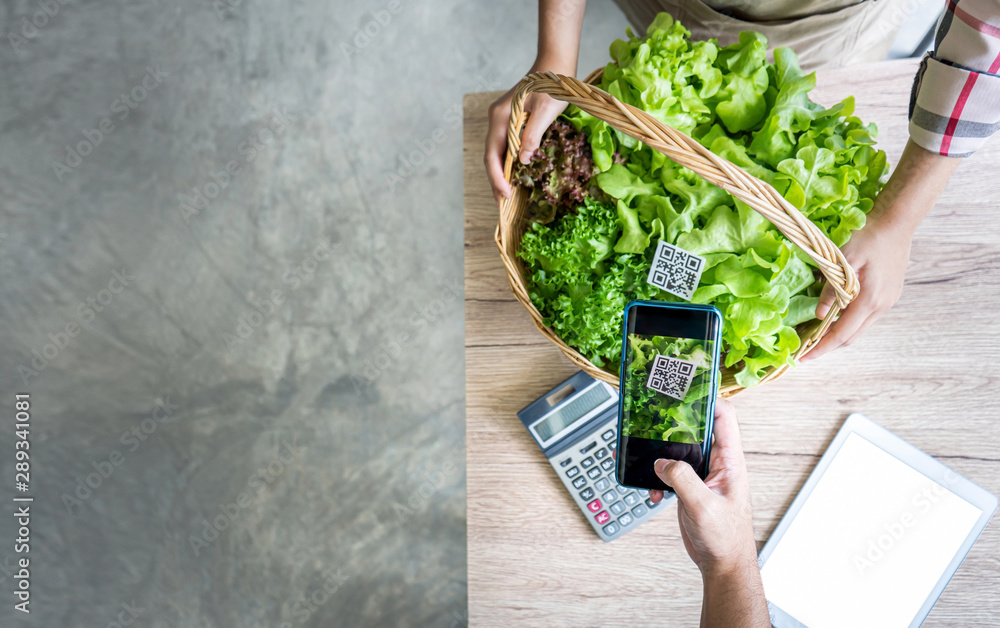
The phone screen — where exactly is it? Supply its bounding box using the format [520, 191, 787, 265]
[617, 302, 721, 491]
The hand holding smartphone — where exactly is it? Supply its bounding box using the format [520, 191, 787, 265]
[615, 300, 722, 492]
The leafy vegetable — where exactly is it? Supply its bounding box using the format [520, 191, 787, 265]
[622, 334, 714, 443]
[515, 119, 604, 223]
[516, 13, 889, 387]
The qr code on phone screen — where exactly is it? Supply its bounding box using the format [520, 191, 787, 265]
[646, 241, 705, 301]
[646, 354, 697, 401]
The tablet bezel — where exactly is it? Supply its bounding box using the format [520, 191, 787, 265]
[758, 412, 998, 628]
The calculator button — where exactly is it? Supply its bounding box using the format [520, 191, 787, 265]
[587, 499, 603, 513]
[631, 504, 648, 518]
[609, 501, 625, 515]
[607, 441, 616, 451]
[624, 492, 639, 507]
[603, 521, 620, 536]
[616, 486, 628, 495]
[601, 430, 615, 441]
[566, 466, 580, 478]
[602, 490, 617, 503]
[579, 441, 597, 455]
[645, 498, 660, 508]
[579, 487, 595, 501]
[560, 457, 572, 467]
[595, 510, 611, 525]
[572, 476, 587, 489]
[587, 467, 602, 480]
[580, 456, 595, 469]
[594, 448, 607, 461]
[618, 513, 634, 527]
[600, 458, 615, 471]
[594, 478, 610, 492]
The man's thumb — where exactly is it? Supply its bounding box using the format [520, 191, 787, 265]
[655, 459, 710, 510]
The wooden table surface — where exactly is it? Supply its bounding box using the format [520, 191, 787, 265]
[464, 58, 1000, 627]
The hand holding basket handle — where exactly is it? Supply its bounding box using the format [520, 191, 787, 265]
[494, 71, 860, 396]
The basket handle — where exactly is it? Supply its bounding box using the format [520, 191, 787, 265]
[501, 71, 860, 351]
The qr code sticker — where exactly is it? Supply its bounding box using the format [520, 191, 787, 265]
[646, 354, 698, 401]
[646, 241, 705, 301]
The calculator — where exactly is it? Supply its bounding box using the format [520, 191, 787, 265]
[518, 370, 676, 542]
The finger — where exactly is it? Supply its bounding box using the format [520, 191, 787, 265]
[517, 112, 545, 164]
[655, 459, 712, 512]
[706, 399, 745, 471]
[518, 99, 563, 164]
[485, 161, 510, 206]
[648, 488, 663, 503]
[484, 126, 512, 203]
[484, 102, 513, 203]
[801, 297, 872, 362]
[814, 279, 837, 321]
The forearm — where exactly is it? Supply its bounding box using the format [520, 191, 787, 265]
[700, 557, 769, 628]
[869, 139, 961, 236]
[535, 0, 586, 74]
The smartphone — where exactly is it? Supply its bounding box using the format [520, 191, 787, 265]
[615, 300, 722, 492]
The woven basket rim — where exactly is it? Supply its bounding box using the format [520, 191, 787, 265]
[495, 69, 860, 396]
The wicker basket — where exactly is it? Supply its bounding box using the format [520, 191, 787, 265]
[494, 71, 860, 396]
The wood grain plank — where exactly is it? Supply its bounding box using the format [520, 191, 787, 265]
[465, 59, 1000, 626]
[465, 300, 547, 349]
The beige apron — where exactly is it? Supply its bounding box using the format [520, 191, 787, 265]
[613, 0, 910, 71]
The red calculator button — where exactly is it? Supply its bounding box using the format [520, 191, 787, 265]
[587, 499, 602, 513]
[595, 510, 611, 525]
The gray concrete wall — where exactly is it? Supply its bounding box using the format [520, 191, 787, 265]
[0, 0, 627, 626]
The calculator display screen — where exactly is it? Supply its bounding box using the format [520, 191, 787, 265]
[534, 384, 612, 442]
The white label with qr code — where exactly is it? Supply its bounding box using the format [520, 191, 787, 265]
[646, 354, 697, 401]
[646, 241, 705, 301]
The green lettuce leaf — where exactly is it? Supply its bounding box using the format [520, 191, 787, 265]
[517, 12, 889, 387]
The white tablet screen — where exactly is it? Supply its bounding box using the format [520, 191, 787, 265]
[760, 432, 983, 627]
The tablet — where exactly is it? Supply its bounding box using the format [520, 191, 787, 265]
[759, 413, 997, 628]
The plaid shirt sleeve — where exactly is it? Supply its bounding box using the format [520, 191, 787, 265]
[908, 0, 1000, 157]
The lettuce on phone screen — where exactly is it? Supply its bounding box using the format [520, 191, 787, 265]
[617, 301, 721, 491]
[622, 334, 715, 444]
